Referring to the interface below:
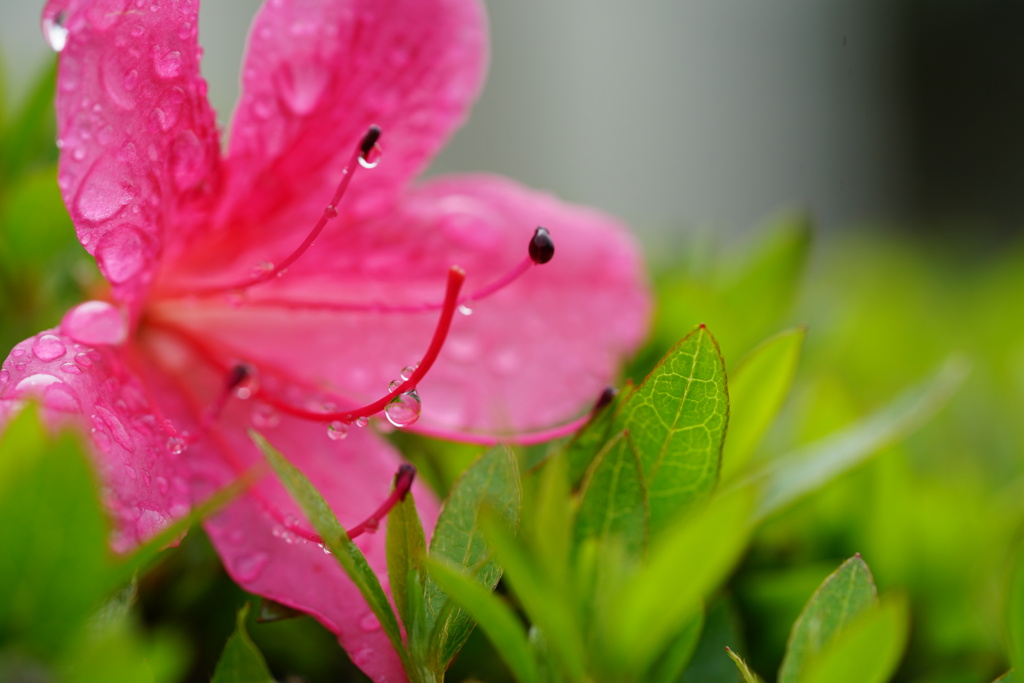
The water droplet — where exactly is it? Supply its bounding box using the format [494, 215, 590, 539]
[327, 421, 349, 440]
[169, 129, 207, 190]
[388, 379, 401, 393]
[32, 334, 67, 362]
[59, 362, 82, 375]
[94, 404, 133, 449]
[357, 153, 380, 170]
[166, 436, 186, 455]
[275, 61, 329, 116]
[74, 352, 93, 368]
[95, 226, 146, 284]
[320, 543, 333, 555]
[43, 11, 69, 52]
[384, 390, 421, 428]
[252, 404, 280, 429]
[352, 647, 374, 667]
[458, 304, 473, 316]
[44, 382, 80, 413]
[11, 348, 25, 358]
[234, 552, 270, 582]
[0, 370, 10, 388]
[75, 155, 136, 224]
[355, 416, 369, 428]
[400, 364, 418, 381]
[154, 50, 183, 79]
[15, 374, 62, 394]
[252, 260, 275, 277]
[61, 301, 127, 346]
[358, 613, 381, 633]
[325, 204, 338, 218]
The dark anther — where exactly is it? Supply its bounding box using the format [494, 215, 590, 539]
[226, 363, 252, 390]
[360, 125, 382, 158]
[393, 464, 417, 500]
[594, 386, 618, 412]
[529, 226, 555, 264]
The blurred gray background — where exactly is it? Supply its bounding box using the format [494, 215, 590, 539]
[2, 1, 1021, 247]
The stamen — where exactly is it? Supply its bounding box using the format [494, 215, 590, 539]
[229, 225, 556, 316]
[182, 125, 383, 297]
[257, 266, 466, 425]
[528, 226, 555, 264]
[346, 464, 416, 539]
[201, 363, 253, 427]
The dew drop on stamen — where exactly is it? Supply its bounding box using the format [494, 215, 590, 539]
[400, 364, 418, 382]
[357, 154, 380, 170]
[43, 11, 69, 52]
[355, 416, 369, 428]
[384, 390, 421, 428]
[327, 421, 349, 440]
[388, 379, 401, 393]
[458, 304, 473, 316]
[252, 260, 274, 277]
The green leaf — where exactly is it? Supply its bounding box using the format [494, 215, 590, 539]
[564, 383, 630, 487]
[427, 559, 539, 683]
[681, 598, 745, 683]
[726, 647, 764, 683]
[646, 610, 704, 683]
[721, 327, 805, 479]
[778, 555, 878, 683]
[425, 446, 521, 668]
[250, 431, 408, 670]
[1010, 541, 1024, 672]
[574, 430, 649, 557]
[797, 594, 910, 683]
[749, 357, 968, 521]
[611, 489, 753, 675]
[481, 513, 588, 682]
[212, 604, 275, 683]
[615, 325, 728, 533]
[58, 615, 186, 683]
[0, 405, 114, 653]
[386, 490, 427, 635]
[994, 672, 1019, 683]
[0, 62, 58, 184]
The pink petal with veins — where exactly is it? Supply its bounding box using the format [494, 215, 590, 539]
[43, 0, 221, 310]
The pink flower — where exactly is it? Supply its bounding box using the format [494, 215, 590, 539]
[2, 0, 649, 679]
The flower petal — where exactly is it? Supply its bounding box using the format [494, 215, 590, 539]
[152, 175, 651, 437]
[195, 0, 487, 278]
[0, 323, 193, 553]
[43, 0, 221, 310]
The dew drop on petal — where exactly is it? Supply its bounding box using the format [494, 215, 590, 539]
[327, 421, 349, 440]
[352, 648, 374, 667]
[15, 374, 62, 394]
[95, 227, 146, 284]
[252, 404, 280, 429]
[74, 352, 93, 368]
[384, 390, 421, 428]
[43, 11, 68, 52]
[234, 552, 269, 582]
[61, 301, 127, 346]
[32, 334, 67, 362]
[42, 383, 80, 413]
[153, 50, 183, 79]
[75, 155, 136, 224]
[60, 362, 82, 375]
[0, 370, 10, 389]
[166, 436, 186, 455]
[358, 613, 381, 633]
